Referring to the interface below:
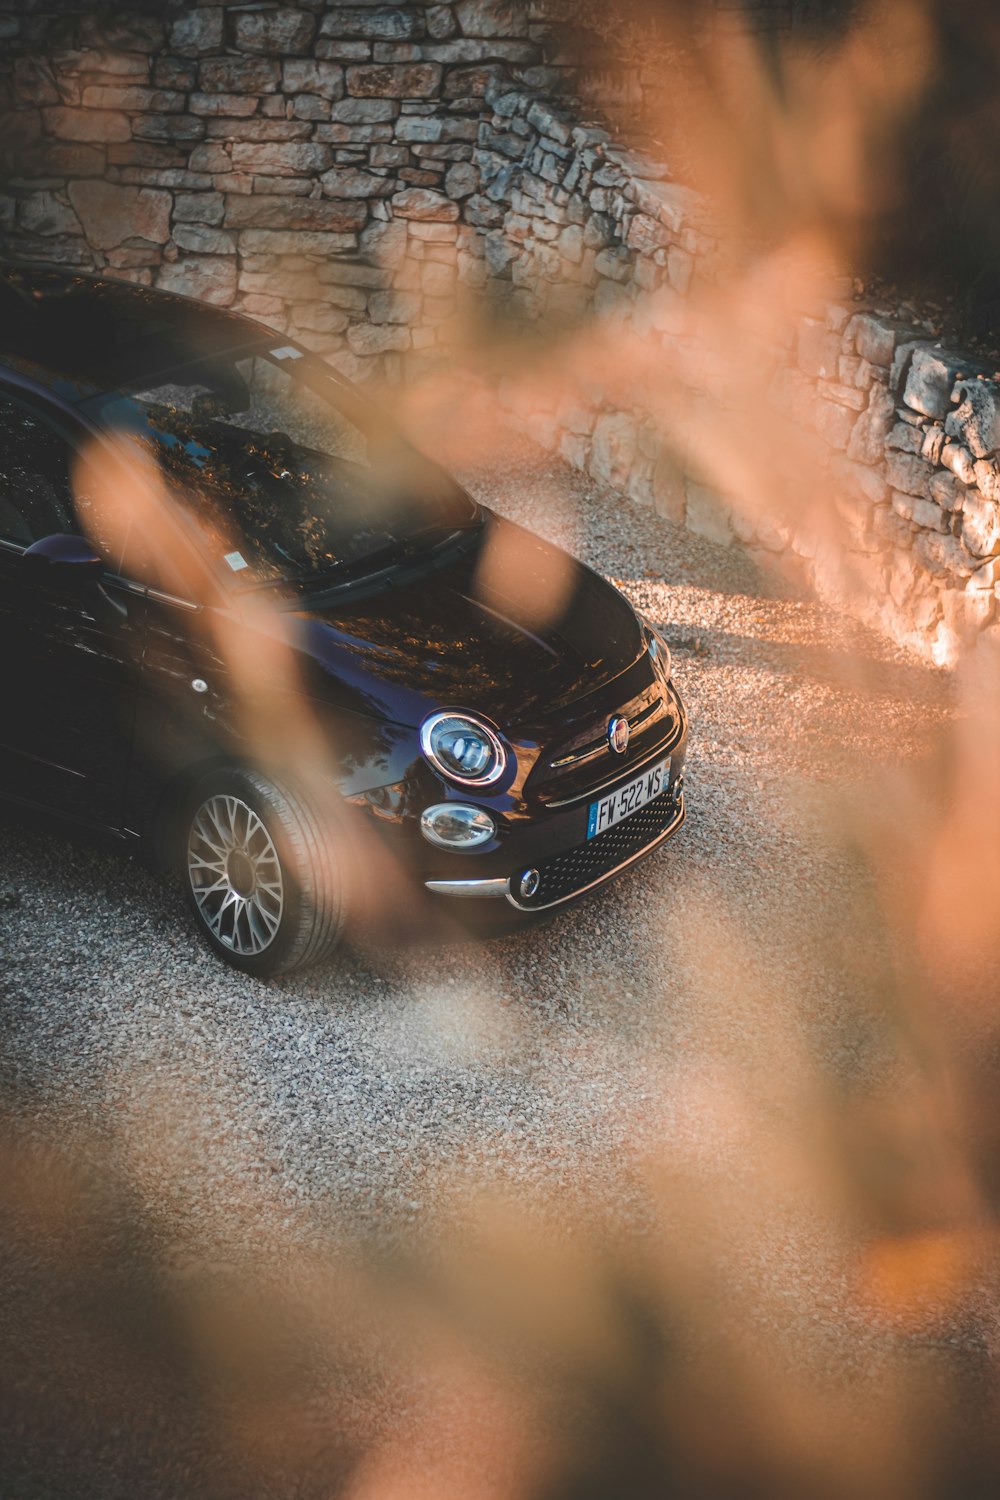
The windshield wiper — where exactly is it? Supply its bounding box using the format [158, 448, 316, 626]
[279, 523, 481, 605]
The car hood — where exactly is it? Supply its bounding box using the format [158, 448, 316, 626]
[288, 512, 646, 730]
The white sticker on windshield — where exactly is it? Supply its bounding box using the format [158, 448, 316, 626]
[224, 551, 249, 572]
[269, 346, 303, 360]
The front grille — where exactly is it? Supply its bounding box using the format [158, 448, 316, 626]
[530, 681, 685, 809]
[512, 785, 683, 910]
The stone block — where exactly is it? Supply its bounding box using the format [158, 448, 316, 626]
[667, 247, 693, 296]
[320, 167, 393, 198]
[874, 507, 914, 551]
[288, 302, 350, 334]
[198, 58, 281, 94]
[630, 178, 700, 233]
[961, 492, 1000, 557]
[321, 8, 424, 40]
[189, 93, 260, 118]
[652, 450, 686, 524]
[233, 9, 316, 55]
[13, 57, 59, 107]
[81, 85, 184, 112]
[68, 180, 170, 248]
[282, 60, 345, 100]
[887, 421, 923, 454]
[626, 214, 667, 255]
[391, 187, 458, 221]
[230, 142, 332, 176]
[314, 40, 372, 62]
[155, 255, 236, 305]
[847, 311, 901, 367]
[914, 532, 976, 579]
[846, 386, 894, 466]
[686, 482, 733, 546]
[369, 289, 421, 324]
[830, 455, 888, 507]
[42, 106, 130, 143]
[811, 396, 856, 450]
[903, 345, 970, 419]
[941, 441, 977, 485]
[238, 228, 358, 256]
[454, 0, 529, 36]
[318, 260, 391, 288]
[594, 246, 630, 282]
[187, 143, 233, 175]
[798, 317, 841, 379]
[583, 212, 614, 251]
[974, 459, 1000, 502]
[240, 294, 284, 320]
[346, 64, 443, 98]
[172, 223, 235, 255]
[967, 557, 1000, 591]
[945, 378, 1000, 460]
[133, 115, 206, 144]
[886, 450, 935, 497]
[347, 323, 411, 354]
[819, 380, 867, 412]
[589, 411, 638, 491]
[360, 216, 409, 265]
[891, 491, 948, 532]
[445, 161, 479, 200]
[147, 72, 195, 112]
[17, 190, 81, 237]
[174, 192, 223, 225]
[929, 472, 966, 512]
[224, 194, 366, 232]
[921, 425, 946, 465]
[206, 119, 312, 142]
[170, 9, 224, 57]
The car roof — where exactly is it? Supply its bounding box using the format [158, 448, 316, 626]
[0, 263, 276, 400]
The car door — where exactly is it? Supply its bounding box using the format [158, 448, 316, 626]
[0, 384, 143, 829]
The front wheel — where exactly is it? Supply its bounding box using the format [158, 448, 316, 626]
[181, 768, 345, 977]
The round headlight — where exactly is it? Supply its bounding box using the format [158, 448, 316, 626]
[420, 712, 506, 787]
[420, 803, 496, 849]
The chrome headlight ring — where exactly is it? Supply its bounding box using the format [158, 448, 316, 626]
[419, 711, 508, 788]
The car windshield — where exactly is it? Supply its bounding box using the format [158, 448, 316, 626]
[81, 343, 476, 589]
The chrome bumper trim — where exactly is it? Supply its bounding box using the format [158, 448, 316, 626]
[505, 793, 685, 912]
[425, 876, 511, 899]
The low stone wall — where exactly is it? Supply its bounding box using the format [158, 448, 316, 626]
[470, 86, 1000, 665]
[0, 1, 559, 383]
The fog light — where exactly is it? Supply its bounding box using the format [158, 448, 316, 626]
[420, 803, 496, 850]
[518, 868, 541, 899]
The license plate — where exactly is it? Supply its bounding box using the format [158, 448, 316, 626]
[587, 757, 670, 839]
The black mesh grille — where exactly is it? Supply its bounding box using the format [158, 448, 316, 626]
[513, 786, 683, 909]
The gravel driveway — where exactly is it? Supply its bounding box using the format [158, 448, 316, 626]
[3, 435, 986, 1498]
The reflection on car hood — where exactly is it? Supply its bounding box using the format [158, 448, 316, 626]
[290, 512, 645, 730]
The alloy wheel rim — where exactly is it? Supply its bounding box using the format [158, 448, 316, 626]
[187, 794, 284, 956]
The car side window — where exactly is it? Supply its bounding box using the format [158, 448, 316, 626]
[0, 394, 76, 548]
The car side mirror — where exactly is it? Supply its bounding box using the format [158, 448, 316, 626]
[22, 532, 104, 585]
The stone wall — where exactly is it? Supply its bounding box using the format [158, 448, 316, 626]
[470, 86, 1000, 666]
[0, 1, 560, 384]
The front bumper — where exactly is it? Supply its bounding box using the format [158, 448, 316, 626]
[425, 779, 686, 912]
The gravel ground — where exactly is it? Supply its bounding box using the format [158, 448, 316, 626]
[3, 433, 990, 1497]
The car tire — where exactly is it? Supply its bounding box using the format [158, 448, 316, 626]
[180, 767, 345, 977]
